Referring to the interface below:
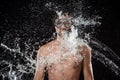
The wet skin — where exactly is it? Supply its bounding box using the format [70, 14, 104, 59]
[34, 40, 94, 80]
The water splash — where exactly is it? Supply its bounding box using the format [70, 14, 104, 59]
[90, 38, 120, 75]
[0, 38, 37, 80]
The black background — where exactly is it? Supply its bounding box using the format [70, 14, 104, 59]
[89, 0, 120, 57]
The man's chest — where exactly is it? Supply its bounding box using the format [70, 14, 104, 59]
[46, 53, 83, 76]
[46, 51, 84, 68]
[44, 45, 84, 68]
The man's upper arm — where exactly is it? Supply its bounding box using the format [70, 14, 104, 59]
[34, 47, 46, 80]
[82, 45, 94, 80]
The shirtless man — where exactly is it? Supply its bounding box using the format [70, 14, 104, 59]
[34, 12, 94, 80]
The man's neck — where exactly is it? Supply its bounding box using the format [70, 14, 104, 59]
[56, 35, 63, 43]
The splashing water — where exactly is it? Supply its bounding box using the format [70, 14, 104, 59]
[0, 1, 120, 80]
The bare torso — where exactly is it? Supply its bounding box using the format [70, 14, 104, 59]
[40, 40, 85, 80]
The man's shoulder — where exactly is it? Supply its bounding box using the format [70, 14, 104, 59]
[79, 44, 91, 55]
[38, 40, 55, 56]
[40, 40, 55, 49]
[82, 44, 91, 51]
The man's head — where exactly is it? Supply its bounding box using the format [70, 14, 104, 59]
[54, 11, 73, 36]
